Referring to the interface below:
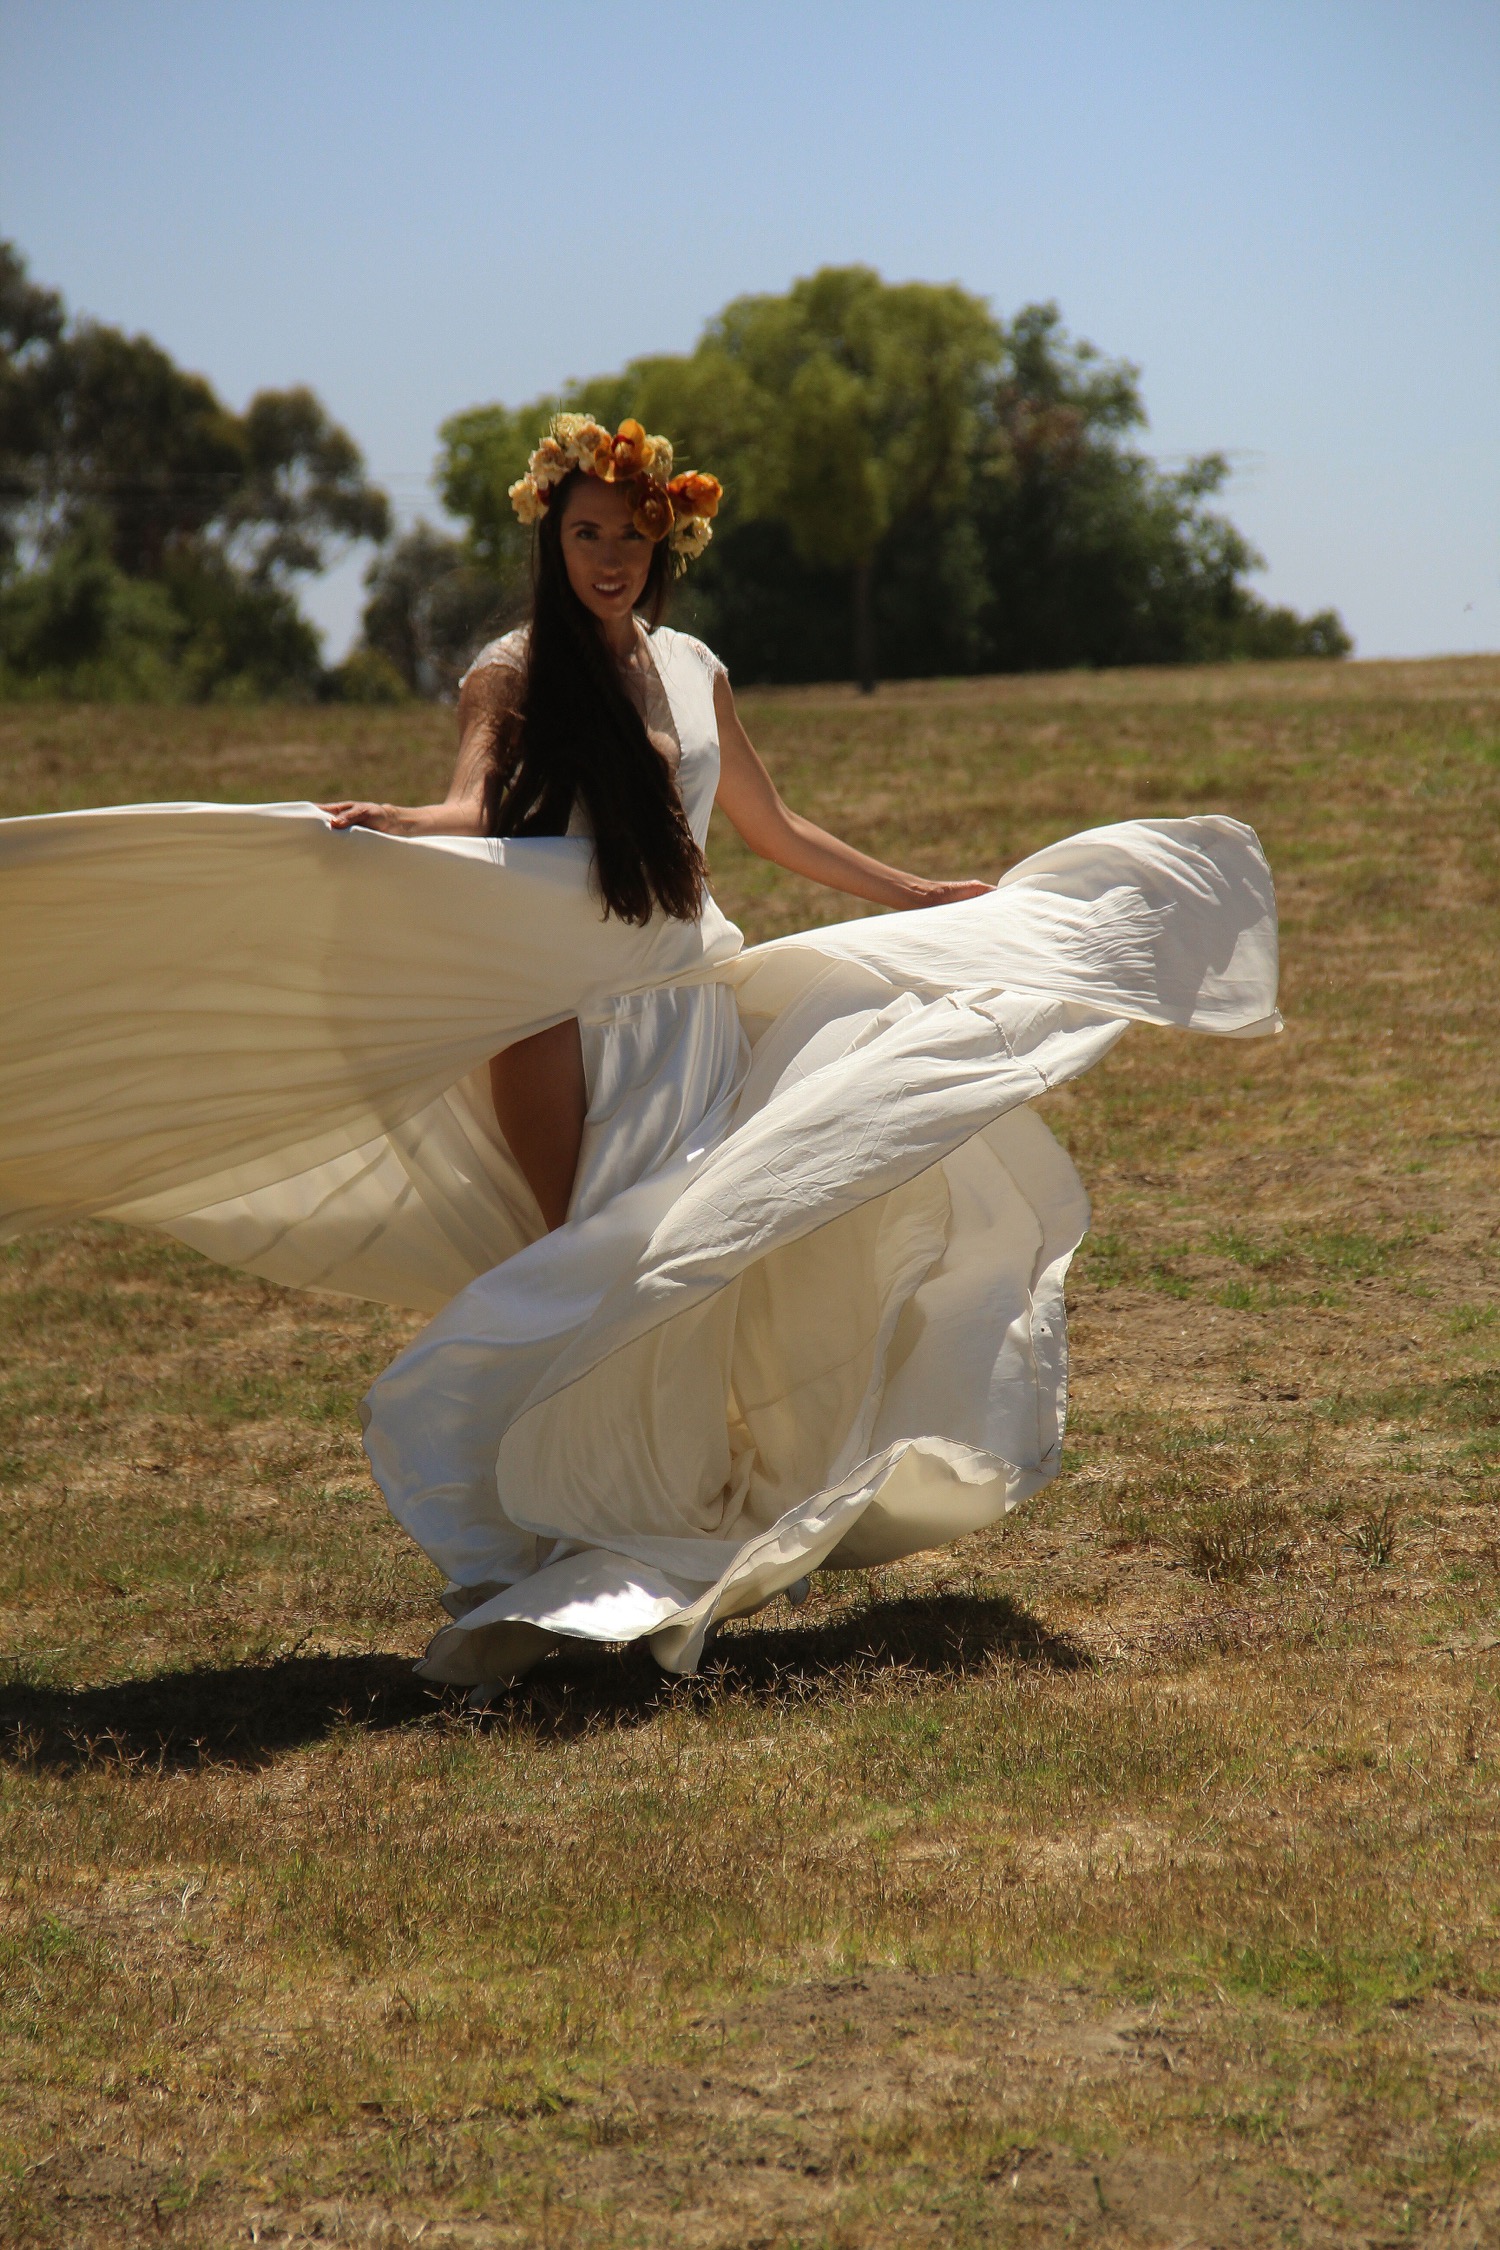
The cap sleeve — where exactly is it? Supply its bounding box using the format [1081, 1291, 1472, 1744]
[669, 631, 727, 687]
[459, 627, 527, 691]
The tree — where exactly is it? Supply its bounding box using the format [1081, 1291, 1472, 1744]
[0, 513, 325, 701]
[437, 270, 1001, 692]
[0, 515, 181, 696]
[221, 385, 389, 585]
[0, 241, 388, 699]
[704, 269, 1001, 690]
[435, 266, 1350, 689]
[359, 520, 504, 699]
[438, 402, 550, 588]
[4, 321, 245, 579]
[971, 306, 1351, 666]
[0, 241, 65, 577]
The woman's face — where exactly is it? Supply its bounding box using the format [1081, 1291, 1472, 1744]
[558, 477, 654, 629]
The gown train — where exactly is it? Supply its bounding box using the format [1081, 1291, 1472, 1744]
[0, 630, 1278, 1679]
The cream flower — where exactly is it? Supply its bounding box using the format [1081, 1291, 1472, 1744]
[509, 475, 546, 525]
[528, 437, 571, 489]
[568, 419, 611, 466]
[550, 412, 589, 445]
[643, 432, 674, 479]
[669, 515, 713, 559]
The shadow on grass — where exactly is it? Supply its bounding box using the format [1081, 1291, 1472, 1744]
[0, 1592, 1086, 1772]
[0, 1651, 435, 1774]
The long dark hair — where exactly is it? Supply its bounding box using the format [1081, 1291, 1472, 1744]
[481, 471, 706, 924]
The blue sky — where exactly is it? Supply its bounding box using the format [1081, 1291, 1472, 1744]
[2, 0, 1496, 661]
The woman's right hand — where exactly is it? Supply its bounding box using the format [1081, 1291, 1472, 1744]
[320, 801, 420, 834]
[320, 798, 488, 838]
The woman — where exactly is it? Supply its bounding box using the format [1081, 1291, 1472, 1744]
[322, 418, 990, 1233]
[0, 414, 1280, 1690]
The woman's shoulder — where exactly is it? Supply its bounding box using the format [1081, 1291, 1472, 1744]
[650, 626, 728, 687]
[459, 626, 528, 690]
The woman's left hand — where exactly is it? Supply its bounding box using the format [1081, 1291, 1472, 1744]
[904, 876, 996, 908]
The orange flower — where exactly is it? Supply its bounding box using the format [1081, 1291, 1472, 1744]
[629, 478, 675, 542]
[668, 471, 723, 521]
[610, 418, 652, 478]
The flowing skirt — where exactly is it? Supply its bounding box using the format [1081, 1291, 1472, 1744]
[0, 805, 1279, 1681]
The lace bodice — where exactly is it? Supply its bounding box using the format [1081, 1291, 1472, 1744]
[460, 625, 727, 848]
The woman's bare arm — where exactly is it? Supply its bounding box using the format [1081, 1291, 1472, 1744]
[711, 673, 992, 909]
[321, 663, 518, 835]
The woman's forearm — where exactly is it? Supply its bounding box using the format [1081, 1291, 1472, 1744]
[322, 795, 484, 836]
[412, 797, 486, 837]
[712, 677, 989, 910]
[746, 806, 936, 908]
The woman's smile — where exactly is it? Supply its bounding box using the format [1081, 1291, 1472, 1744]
[558, 479, 655, 646]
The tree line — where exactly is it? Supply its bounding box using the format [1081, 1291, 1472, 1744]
[0, 245, 1348, 703]
[0, 242, 387, 700]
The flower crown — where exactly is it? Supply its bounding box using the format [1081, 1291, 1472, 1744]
[508, 413, 722, 565]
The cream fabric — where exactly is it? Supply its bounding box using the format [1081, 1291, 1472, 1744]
[0, 627, 1280, 1680]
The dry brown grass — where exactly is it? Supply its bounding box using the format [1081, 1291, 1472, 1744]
[3, 656, 1500, 2246]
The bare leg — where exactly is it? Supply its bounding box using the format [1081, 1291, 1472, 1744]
[489, 1019, 587, 1232]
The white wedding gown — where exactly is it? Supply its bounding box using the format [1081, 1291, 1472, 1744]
[0, 628, 1279, 1682]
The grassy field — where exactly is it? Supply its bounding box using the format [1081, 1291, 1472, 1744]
[2, 656, 1500, 2247]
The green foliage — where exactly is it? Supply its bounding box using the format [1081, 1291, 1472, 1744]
[438, 268, 1350, 688]
[0, 240, 1351, 702]
[0, 514, 323, 702]
[0, 242, 387, 701]
[438, 401, 551, 584]
[218, 384, 390, 584]
[708, 268, 1000, 565]
[7, 319, 245, 578]
[0, 516, 182, 698]
[358, 519, 505, 698]
[324, 646, 410, 705]
[159, 547, 324, 701]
